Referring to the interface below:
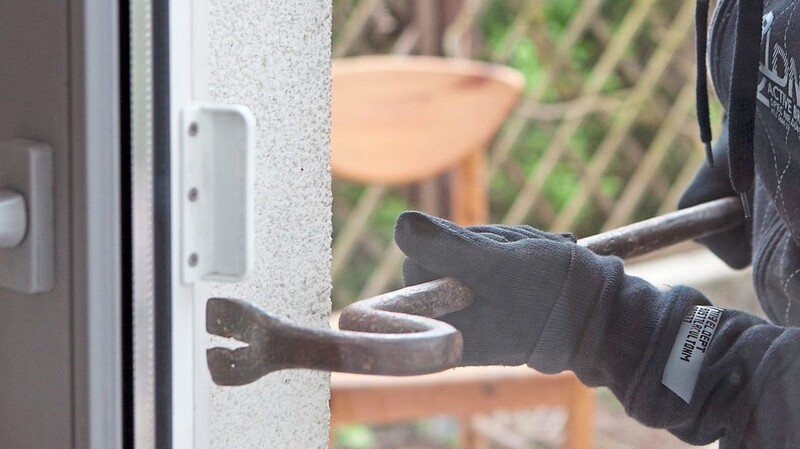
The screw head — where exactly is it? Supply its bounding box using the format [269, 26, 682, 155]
[188, 122, 199, 136]
[188, 253, 199, 267]
[187, 188, 199, 202]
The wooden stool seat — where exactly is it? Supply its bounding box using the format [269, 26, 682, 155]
[331, 55, 524, 186]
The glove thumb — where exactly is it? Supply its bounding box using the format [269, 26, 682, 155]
[394, 211, 501, 283]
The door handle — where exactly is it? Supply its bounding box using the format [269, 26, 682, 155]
[0, 189, 26, 249]
[0, 139, 54, 294]
[207, 197, 743, 386]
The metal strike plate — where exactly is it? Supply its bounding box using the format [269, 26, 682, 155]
[0, 139, 54, 294]
[180, 104, 255, 283]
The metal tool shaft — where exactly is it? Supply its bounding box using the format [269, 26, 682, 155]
[207, 197, 743, 386]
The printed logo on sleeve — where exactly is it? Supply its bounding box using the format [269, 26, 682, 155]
[756, 10, 800, 134]
[661, 306, 724, 403]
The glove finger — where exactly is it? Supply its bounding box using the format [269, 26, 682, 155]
[466, 225, 529, 242]
[402, 232, 508, 286]
[678, 118, 751, 269]
[439, 304, 529, 366]
[461, 228, 510, 243]
[402, 257, 439, 286]
[552, 231, 577, 243]
[515, 225, 576, 243]
[697, 230, 751, 269]
[438, 307, 477, 330]
[678, 116, 734, 208]
[471, 224, 575, 243]
[395, 211, 503, 283]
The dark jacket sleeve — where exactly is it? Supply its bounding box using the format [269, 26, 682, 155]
[564, 265, 800, 448]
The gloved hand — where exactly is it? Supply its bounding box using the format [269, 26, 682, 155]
[394, 211, 624, 372]
[678, 117, 752, 268]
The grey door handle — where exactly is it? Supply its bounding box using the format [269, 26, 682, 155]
[0, 139, 54, 294]
[0, 189, 26, 248]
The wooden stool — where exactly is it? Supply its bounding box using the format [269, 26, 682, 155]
[328, 311, 594, 449]
[329, 58, 593, 448]
[331, 55, 524, 225]
[330, 367, 594, 449]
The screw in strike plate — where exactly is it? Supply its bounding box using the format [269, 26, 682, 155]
[188, 122, 199, 137]
[188, 253, 199, 267]
[187, 188, 199, 202]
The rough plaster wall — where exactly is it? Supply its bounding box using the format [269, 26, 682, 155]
[207, 2, 332, 448]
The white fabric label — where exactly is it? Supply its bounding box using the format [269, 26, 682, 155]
[661, 306, 724, 403]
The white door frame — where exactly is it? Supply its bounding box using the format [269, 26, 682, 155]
[167, 0, 212, 447]
[131, 0, 212, 447]
[3, 1, 211, 447]
[72, 1, 124, 448]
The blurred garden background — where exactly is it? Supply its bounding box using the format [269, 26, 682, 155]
[330, 0, 721, 309]
[328, 1, 741, 448]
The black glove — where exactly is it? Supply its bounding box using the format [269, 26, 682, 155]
[678, 117, 752, 268]
[394, 211, 624, 372]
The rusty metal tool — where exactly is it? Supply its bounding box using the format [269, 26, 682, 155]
[207, 197, 744, 386]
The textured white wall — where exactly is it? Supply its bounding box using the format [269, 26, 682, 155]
[207, 2, 332, 448]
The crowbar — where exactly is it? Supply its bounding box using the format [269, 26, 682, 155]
[207, 197, 743, 386]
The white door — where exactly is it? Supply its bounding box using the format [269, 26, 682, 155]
[0, 1, 122, 449]
[131, 1, 333, 448]
[1, 2, 332, 448]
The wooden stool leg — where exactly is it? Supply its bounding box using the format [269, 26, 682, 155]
[564, 382, 594, 449]
[451, 148, 487, 225]
[459, 416, 487, 449]
[328, 424, 336, 449]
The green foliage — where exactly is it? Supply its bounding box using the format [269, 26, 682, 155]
[335, 424, 375, 449]
[481, 1, 516, 47]
[544, 162, 579, 211]
[369, 192, 409, 242]
[509, 38, 544, 91]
